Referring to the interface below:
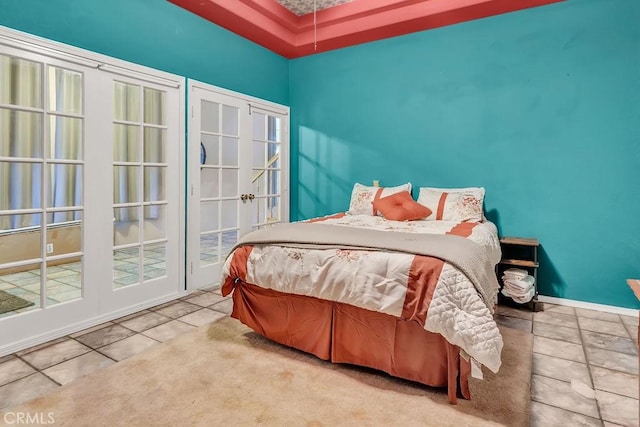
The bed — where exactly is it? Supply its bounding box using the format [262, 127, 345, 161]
[220, 184, 503, 404]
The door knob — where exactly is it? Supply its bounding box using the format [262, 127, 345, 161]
[240, 194, 248, 201]
[248, 194, 255, 200]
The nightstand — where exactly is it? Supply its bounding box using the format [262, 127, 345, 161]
[497, 237, 539, 311]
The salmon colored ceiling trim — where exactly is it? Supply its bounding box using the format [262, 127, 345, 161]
[168, 0, 564, 59]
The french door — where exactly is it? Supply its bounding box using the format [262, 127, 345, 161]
[98, 73, 183, 313]
[188, 81, 289, 289]
[0, 31, 184, 355]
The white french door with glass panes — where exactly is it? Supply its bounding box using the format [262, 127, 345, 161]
[0, 28, 184, 355]
[99, 73, 183, 313]
[188, 81, 289, 289]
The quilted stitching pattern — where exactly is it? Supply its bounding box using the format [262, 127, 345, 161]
[425, 263, 503, 373]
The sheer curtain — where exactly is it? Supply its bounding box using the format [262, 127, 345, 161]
[0, 56, 42, 231]
[49, 66, 83, 224]
[0, 56, 83, 230]
[112, 83, 164, 223]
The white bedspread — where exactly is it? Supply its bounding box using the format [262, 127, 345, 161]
[222, 215, 504, 373]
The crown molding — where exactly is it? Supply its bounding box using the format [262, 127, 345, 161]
[168, 0, 563, 59]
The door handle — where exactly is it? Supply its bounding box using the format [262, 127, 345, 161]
[248, 194, 255, 200]
[240, 194, 248, 201]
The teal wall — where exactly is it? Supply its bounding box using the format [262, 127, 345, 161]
[0, 0, 638, 308]
[289, 0, 640, 308]
[0, 0, 289, 105]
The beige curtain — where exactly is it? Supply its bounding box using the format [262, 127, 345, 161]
[1, 56, 43, 231]
[50, 66, 82, 224]
[1, 56, 83, 231]
[113, 84, 164, 222]
[2, 57, 166, 231]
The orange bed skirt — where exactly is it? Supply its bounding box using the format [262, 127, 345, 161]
[229, 281, 471, 404]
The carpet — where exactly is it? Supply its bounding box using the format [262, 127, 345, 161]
[0, 289, 34, 315]
[3, 318, 533, 427]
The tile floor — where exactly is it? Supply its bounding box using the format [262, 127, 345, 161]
[495, 304, 639, 426]
[0, 292, 638, 426]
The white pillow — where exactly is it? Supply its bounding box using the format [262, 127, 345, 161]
[417, 187, 485, 222]
[347, 182, 412, 216]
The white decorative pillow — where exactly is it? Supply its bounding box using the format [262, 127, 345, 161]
[347, 182, 412, 216]
[417, 187, 485, 222]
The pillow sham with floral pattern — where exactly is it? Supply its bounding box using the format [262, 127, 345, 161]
[347, 182, 412, 216]
[416, 187, 485, 222]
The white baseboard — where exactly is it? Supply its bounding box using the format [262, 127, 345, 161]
[538, 295, 639, 318]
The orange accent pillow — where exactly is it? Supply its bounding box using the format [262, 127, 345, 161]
[372, 191, 432, 221]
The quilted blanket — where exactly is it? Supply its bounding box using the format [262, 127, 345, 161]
[221, 214, 503, 373]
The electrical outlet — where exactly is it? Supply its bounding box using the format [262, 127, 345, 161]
[373, 180, 380, 187]
[46, 243, 54, 254]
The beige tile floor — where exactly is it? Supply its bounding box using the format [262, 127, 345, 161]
[495, 304, 639, 427]
[0, 291, 638, 426]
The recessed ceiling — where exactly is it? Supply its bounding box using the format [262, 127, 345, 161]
[169, 0, 564, 59]
[275, 0, 355, 16]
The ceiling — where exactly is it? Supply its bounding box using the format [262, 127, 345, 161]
[275, 0, 355, 16]
[169, 0, 563, 59]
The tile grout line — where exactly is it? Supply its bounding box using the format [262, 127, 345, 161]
[531, 371, 639, 402]
[532, 332, 639, 373]
[1, 311, 186, 391]
[0, 306, 208, 409]
[574, 311, 604, 423]
[618, 313, 637, 343]
[530, 395, 605, 423]
[531, 306, 605, 424]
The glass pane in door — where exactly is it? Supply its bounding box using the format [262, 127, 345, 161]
[113, 247, 140, 288]
[0, 55, 42, 108]
[143, 127, 166, 163]
[48, 116, 83, 160]
[45, 210, 82, 306]
[113, 124, 139, 162]
[201, 168, 219, 199]
[200, 135, 219, 166]
[0, 213, 43, 316]
[48, 164, 83, 208]
[46, 159, 83, 308]
[198, 98, 240, 267]
[0, 263, 42, 319]
[48, 67, 83, 114]
[143, 88, 166, 125]
[201, 101, 219, 133]
[44, 64, 85, 308]
[114, 82, 140, 122]
[200, 232, 219, 266]
[0, 58, 86, 317]
[143, 242, 166, 281]
[113, 82, 168, 289]
[143, 166, 165, 202]
[251, 113, 282, 229]
[0, 162, 42, 210]
[113, 206, 139, 246]
[0, 109, 43, 158]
